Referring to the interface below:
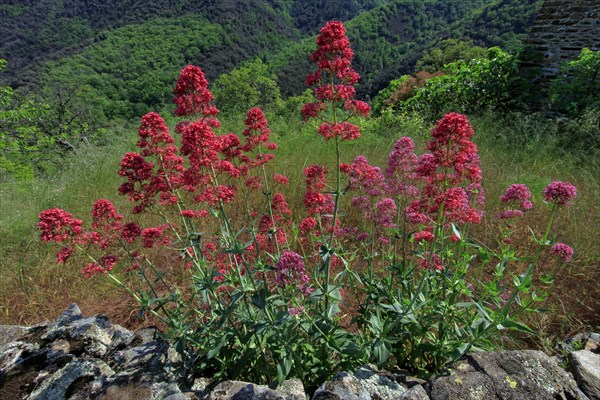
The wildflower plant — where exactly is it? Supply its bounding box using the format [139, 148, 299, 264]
[38, 21, 577, 387]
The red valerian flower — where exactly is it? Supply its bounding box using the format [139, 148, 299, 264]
[173, 65, 220, 119]
[273, 174, 289, 185]
[56, 247, 73, 264]
[180, 120, 221, 168]
[348, 155, 386, 197]
[497, 209, 525, 219]
[299, 217, 318, 234]
[550, 242, 574, 262]
[419, 252, 444, 271]
[301, 102, 326, 121]
[304, 21, 369, 140]
[543, 181, 577, 207]
[82, 255, 119, 279]
[121, 222, 142, 243]
[141, 226, 170, 248]
[91, 199, 123, 230]
[410, 113, 484, 226]
[374, 198, 397, 228]
[137, 112, 175, 156]
[386, 137, 418, 197]
[413, 230, 435, 243]
[37, 208, 83, 243]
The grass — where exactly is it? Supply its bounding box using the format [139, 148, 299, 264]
[1, 109, 598, 349]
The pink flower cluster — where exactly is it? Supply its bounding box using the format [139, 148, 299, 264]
[497, 183, 533, 219]
[274, 251, 311, 295]
[304, 164, 334, 217]
[543, 181, 577, 207]
[173, 65, 220, 119]
[38, 208, 83, 243]
[37, 198, 155, 277]
[407, 113, 483, 225]
[550, 242, 574, 262]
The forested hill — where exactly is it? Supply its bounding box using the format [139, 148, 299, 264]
[0, 0, 299, 89]
[270, 0, 543, 97]
[1, 0, 542, 120]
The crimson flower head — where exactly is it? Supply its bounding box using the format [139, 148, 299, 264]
[91, 199, 123, 230]
[311, 21, 356, 82]
[543, 181, 577, 207]
[38, 208, 83, 243]
[303, 21, 369, 139]
[137, 112, 174, 153]
[173, 65, 220, 118]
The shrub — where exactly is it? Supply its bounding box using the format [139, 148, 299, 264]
[549, 48, 600, 115]
[399, 47, 518, 120]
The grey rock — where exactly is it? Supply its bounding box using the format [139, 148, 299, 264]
[0, 341, 39, 371]
[54, 303, 84, 327]
[312, 372, 371, 400]
[27, 358, 114, 400]
[42, 314, 116, 357]
[209, 380, 299, 400]
[0, 325, 30, 348]
[562, 333, 600, 353]
[312, 365, 410, 400]
[399, 385, 430, 400]
[570, 350, 600, 400]
[431, 350, 589, 400]
[0, 305, 188, 400]
[277, 378, 308, 400]
[353, 365, 408, 399]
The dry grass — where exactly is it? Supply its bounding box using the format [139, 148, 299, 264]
[1, 111, 597, 351]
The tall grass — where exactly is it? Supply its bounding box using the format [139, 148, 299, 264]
[1, 110, 598, 344]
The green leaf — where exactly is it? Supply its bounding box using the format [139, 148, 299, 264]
[373, 339, 391, 364]
[207, 334, 227, 358]
[497, 320, 536, 335]
[450, 223, 462, 240]
[276, 353, 292, 385]
[450, 343, 471, 362]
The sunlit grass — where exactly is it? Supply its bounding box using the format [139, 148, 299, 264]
[1, 110, 598, 342]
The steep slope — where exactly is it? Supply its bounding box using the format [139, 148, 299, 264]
[270, 0, 495, 97]
[0, 0, 298, 89]
[290, 0, 393, 33]
[269, 0, 543, 98]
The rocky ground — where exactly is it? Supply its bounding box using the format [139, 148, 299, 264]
[1, 305, 598, 400]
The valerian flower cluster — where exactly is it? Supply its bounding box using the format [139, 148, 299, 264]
[38, 20, 578, 384]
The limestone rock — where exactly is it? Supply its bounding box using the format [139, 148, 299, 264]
[570, 350, 600, 400]
[0, 304, 187, 400]
[353, 365, 409, 399]
[312, 365, 409, 400]
[0, 325, 30, 348]
[399, 385, 430, 400]
[430, 350, 589, 400]
[312, 372, 371, 400]
[562, 333, 600, 353]
[209, 380, 304, 400]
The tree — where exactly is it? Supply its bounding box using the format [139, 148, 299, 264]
[1, 60, 104, 180]
[213, 59, 281, 113]
[415, 39, 487, 73]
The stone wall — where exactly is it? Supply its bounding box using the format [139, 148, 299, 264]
[522, 0, 600, 76]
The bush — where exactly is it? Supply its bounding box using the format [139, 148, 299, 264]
[401, 47, 518, 120]
[549, 48, 600, 115]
